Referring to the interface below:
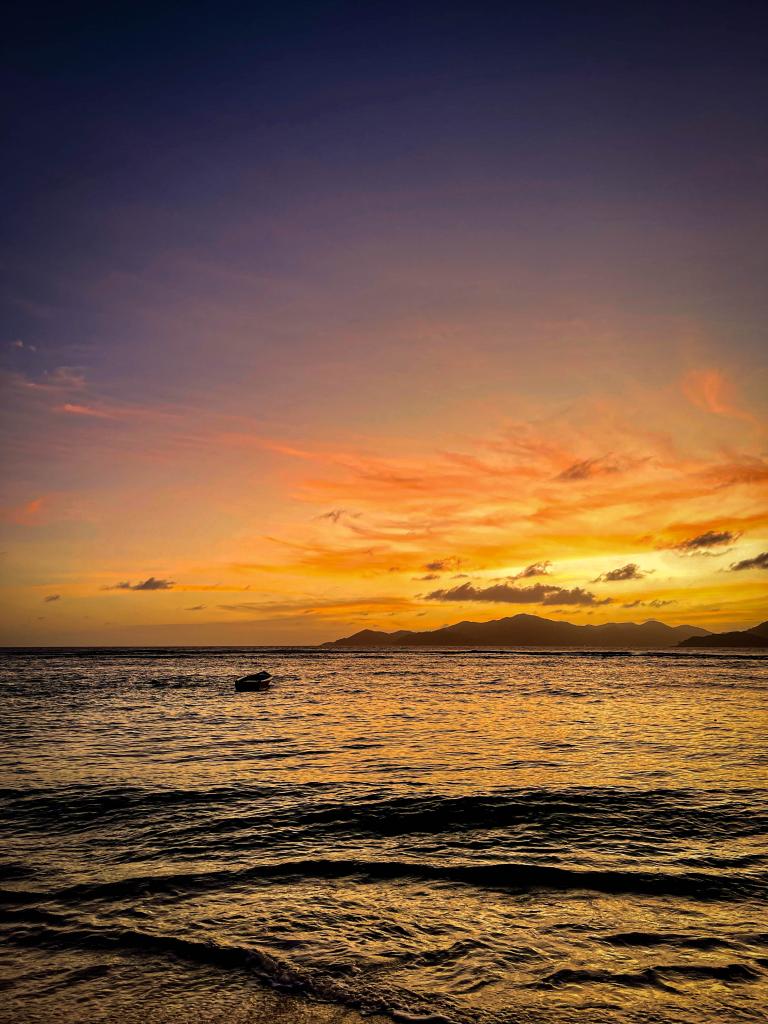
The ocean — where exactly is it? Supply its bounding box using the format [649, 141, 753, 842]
[0, 647, 766, 1024]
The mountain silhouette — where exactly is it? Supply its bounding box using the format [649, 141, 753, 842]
[322, 613, 710, 648]
[678, 620, 768, 648]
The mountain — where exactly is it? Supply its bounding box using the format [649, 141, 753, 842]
[321, 613, 711, 649]
[678, 620, 768, 648]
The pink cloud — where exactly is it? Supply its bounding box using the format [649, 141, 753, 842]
[17, 368, 86, 392]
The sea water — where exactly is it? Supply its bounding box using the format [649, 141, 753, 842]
[1, 647, 766, 1023]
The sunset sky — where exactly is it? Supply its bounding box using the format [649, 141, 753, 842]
[2, 2, 767, 645]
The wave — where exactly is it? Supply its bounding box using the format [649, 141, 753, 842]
[0, 862, 34, 883]
[2, 856, 765, 907]
[1, 913, 462, 1023]
[0, 780, 306, 817]
[598, 931, 736, 950]
[3, 785, 766, 853]
[291, 790, 768, 843]
[534, 961, 763, 990]
[3, 906, 764, 1024]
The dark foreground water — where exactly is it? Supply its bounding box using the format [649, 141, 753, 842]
[0, 647, 766, 1024]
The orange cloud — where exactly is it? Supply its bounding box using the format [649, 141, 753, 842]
[225, 401, 768, 603]
[1, 497, 47, 525]
[682, 369, 759, 426]
[4, 376, 766, 640]
[56, 403, 121, 419]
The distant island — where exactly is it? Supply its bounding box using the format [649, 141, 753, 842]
[678, 620, 768, 648]
[323, 613, 768, 649]
[322, 612, 715, 649]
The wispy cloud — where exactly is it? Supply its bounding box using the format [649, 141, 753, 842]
[55, 403, 121, 419]
[317, 508, 347, 523]
[729, 552, 768, 571]
[511, 560, 552, 579]
[424, 558, 461, 572]
[592, 563, 650, 583]
[426, 581, 610, 606]
[682, 368, 758, 426]
[103, 577, 175, 591]
[622, 599, 676, 609]
[15, 367, 86, 393]
[556, 456, 621, 482]
[217, 595, 413, 618]
[672, 530, 739, 553]
[0, 497, 47, 526]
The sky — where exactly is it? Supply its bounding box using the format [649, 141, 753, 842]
[1, 1, 767, 645]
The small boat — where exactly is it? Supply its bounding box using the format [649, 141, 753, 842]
[235, 670, 272, 692]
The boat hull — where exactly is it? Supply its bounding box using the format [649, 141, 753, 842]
[235, 671, 272, 692]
